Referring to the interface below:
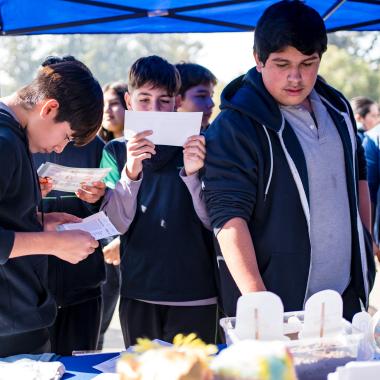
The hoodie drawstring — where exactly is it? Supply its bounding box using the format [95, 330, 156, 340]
[262, 125, 273, 201]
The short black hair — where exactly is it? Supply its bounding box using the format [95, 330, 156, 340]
[175, 62, 217, 98]
[254, 0, 327, 64]
[128, 55, 181, 96]
[18, 55, 103, 146]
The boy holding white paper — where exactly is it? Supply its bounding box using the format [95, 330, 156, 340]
[101, 55, 217, 346]
[0, 56, 102, 356]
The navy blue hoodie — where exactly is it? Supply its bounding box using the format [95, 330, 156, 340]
[33, 137, 106, 307]
[102, 139, 217, 302]
[0, 110, 56, 335]
[203, 67, 375, 314]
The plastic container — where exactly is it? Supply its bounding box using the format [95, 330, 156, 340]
[220, 311, 363, 380]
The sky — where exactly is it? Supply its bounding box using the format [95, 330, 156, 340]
[190, 31, 256, 84]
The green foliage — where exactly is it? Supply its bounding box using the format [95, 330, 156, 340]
[0, 34, 202, 96]
[319, 45, 380, 102]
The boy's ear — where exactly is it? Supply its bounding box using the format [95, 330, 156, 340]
[40, 99, 59, 119]
[125, 92, 132, 110]
[175, 94, 183, 110]
[254, 52, 264, 73]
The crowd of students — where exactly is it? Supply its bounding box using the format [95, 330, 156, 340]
[0, 0, 379, 357]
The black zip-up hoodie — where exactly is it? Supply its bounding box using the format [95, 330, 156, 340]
[33, 137, 106, 307]
[0, 110, 56, 335]
[203, 67, 375, 314]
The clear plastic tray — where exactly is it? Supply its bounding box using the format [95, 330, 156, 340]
[220, 311, 363, 380]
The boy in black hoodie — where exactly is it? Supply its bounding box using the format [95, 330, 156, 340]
[203, 0, 375, 321]
[101, 55, 217, 347]
[0, 56, 103, 356]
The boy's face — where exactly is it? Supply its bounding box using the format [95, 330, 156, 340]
[255, 46, 320, 107]
[27, 99, 74, 154]
[125, 84, 175, 112]
[176, 83, 215, 128]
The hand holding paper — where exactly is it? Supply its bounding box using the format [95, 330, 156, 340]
[43, 212, 82, 231]
[183, 135, 206, 176]
[37, 162, 111, 193]
[53, 230, 99, 264]
[125, 130, 155, 180]
[76, 181, 106, 204]
[57, 211, 120, 241]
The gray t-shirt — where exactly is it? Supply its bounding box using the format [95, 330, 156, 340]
[280, 90, 351, 298]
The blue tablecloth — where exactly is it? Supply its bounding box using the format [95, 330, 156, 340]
[60, 352, 120, 380]
[59, 344, 226, 379]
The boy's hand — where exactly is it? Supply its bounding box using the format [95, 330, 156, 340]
[103, 237, 121, 265]
[43, 212, 82, 231]
[126, 130, 155, 180]
[76, 181, 106, 204]
[183, 135, 206, 176]
[39, 177, 53, 197]
[53, 230, 99, 264]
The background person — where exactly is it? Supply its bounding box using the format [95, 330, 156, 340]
[351, 96, 380, 141]
[97, 81, 128, 350]
[175, 62, 217, 132]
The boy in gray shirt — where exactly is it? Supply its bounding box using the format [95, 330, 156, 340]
[203, 0, 375, 321]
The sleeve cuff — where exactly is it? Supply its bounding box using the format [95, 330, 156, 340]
[179, 167, 199, 187]
[120, 166, 143, 189]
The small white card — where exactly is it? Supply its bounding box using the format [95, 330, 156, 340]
[124, 111, 202, 146]
[37, 162, 111, 193]
[299, 290, 343, 339]
[57, 211, 119, 240]
[235, 291, 286, 341]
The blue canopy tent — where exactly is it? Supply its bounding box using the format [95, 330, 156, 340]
[0, 0, 380, 35]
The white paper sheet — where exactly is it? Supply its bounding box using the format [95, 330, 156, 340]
[92, 340, 172, 373]
[124, 111, 202, 146]
[37, 162, 111, 193]
[92, 355, 121, 374]
[56, 211, 120, 240]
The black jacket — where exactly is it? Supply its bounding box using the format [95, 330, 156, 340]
[0, 110, 56, 335]
[102, 139, 217, 301]
[203, 67, 375, 314]
[33, 137, 106, 307]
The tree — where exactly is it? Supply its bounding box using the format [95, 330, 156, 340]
[329, 31, 380, 68]
[319, 45, 380, 101]
[0, 34, 202, 95]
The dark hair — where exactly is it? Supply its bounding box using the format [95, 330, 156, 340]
[128, 55, 181, 96]
[254, 0, 327, 64]
[17, 55, 103, 146]
[99, 81, 128, 142]
[175, 62, 217, 97]
[351, 96, 377, 118]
